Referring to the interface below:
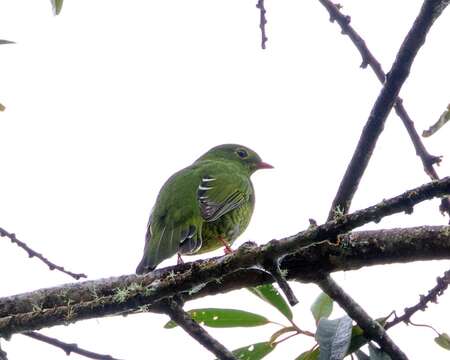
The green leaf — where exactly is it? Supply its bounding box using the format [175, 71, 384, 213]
[422, 104, 450, 137]
[368, 343, 391, 360]
[435, 332, 450, 350]
[248, 284, 293, 321]
[225, 342, 275, 360]
[347, 316, 389, 355]
[164, 308, 269, 329]
[316, 316, 353, 360]
[347, 325, 367, 354]
[295, 348, 320, 360]
[311, 292, 333, 324]
[50, 0, 64, 15]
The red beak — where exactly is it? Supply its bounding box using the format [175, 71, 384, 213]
[257, 161, 274, 169]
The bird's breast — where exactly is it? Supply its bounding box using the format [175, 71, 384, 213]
[196, 200, 254, 254]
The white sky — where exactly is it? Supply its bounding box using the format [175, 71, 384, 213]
[1, 0, 450, 359]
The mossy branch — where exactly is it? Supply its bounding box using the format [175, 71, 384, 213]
[0, 177, 450, 336]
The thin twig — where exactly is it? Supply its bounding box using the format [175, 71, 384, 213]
[23, 331, 121, 360]
[407, 321, 441, 336]
[255, 0, 268, 49]
[0, 341, 7, 360]
[317, 276, 408, 360]
[318, 0, 450, 219]
[0, 227, 87, 280]
[1, 225, 449, 321]
[324, 0, 449, 219]
[386, 269, 450, 330]
[161, 298, 237, 360]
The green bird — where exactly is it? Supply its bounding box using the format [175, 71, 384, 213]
[136, 144, 273, 274]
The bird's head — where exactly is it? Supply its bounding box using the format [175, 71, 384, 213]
[196, 144, 273, 175]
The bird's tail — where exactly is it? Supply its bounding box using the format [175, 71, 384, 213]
[136, 223, 201, 274]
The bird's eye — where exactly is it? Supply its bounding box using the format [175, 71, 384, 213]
[236, 149, 248, 158]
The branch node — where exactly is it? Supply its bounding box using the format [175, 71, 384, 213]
[360, 59, 369, 69]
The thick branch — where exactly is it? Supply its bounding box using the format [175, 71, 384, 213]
[317, 277, 408, 360]
[162, 298, 236, 360]
[1, 176, 450, 335]
[327, 0, 449, 218]
[0, 227, 87, 280]
[1, 224, 450, 336]
[23, 331, 121, 360]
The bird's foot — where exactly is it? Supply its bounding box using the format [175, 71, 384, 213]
[219, 237, 233, 254]
[223, 246, 234, 254]
[177, 253, 184, 265]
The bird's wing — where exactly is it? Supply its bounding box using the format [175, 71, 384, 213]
[197, 172, 251, 222]
[136, 168, 203, 274]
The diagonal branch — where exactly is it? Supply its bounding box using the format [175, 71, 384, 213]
[318, 0, 450, 218]
[318, 1, 449, 358]
[23, 331, 122, 360]
[255, 0, 268, 49]
[385, 269, 450, 330]
[317, 277, 408, 360]
[1, 178, 450, 336]
[0, 227, 87, 280]
[325, 0, 449, 219]
[161, 298, 236, 360]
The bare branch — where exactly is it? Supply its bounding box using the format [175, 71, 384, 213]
[317, 0, 450, 218]
[0, 227, 87, 280]
[255, 0, 268, 49]
[23, 331, 122, 360]
[161, 298, 236, 360]
[326, 0, 449, 219]
[318, 1, 449, 357]
[317, 276, 408, 360]
[386, 269, 450, 330]
[0, 341, 7, 360]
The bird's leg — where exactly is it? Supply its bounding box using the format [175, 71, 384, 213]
[177, 253, 184, 265]
[218, 236, 233, 254]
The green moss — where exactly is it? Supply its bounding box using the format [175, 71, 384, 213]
[113, 287, 130, 303]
